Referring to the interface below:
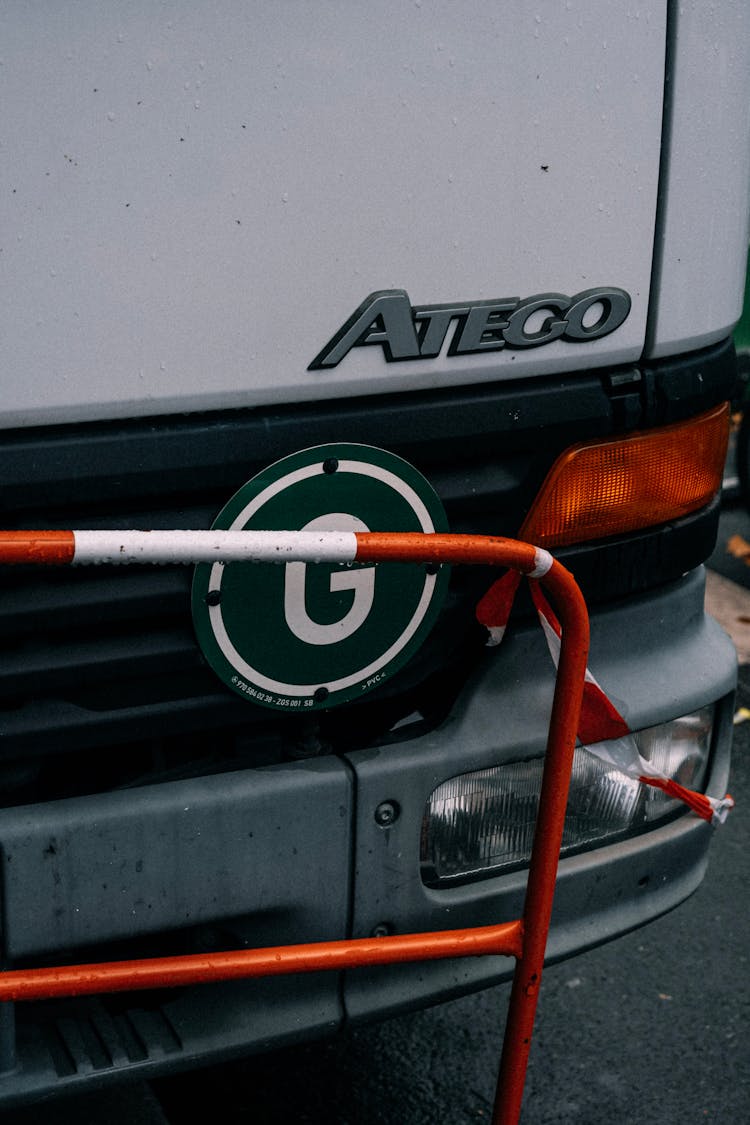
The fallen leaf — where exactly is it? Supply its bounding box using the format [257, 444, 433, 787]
[727, 533, 750, 561]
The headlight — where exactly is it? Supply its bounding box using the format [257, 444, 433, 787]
[420, 707, 713, 888]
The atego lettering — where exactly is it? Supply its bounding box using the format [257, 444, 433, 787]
[308, 286, 631, 369]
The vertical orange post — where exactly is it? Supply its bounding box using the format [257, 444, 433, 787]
[491, 559, 588, 1123]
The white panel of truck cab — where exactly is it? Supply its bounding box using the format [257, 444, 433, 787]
[645, 1, 750, 360]
[1, 2, 666, 428]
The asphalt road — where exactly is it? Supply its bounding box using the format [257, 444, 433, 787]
[6, 504, 750, 1125]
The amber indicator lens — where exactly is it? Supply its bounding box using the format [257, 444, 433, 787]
[520, 401, 729, 548]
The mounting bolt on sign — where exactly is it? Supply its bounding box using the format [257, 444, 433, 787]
[191, 444, 450, 710]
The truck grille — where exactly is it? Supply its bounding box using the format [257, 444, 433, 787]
[0, 351, 728, 806]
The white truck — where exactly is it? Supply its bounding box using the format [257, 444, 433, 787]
[0, 0, 748, 1103]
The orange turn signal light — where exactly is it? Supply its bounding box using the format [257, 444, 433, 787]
[520, 401, 729, 548]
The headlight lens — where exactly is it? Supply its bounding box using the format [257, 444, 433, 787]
[420, 707, 713, 888]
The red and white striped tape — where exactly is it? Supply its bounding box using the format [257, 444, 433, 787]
[477, 570, 734, 826]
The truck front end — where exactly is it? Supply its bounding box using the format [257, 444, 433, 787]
[0, 0, 747, 1103]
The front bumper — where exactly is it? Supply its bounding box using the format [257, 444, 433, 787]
[0, 567, 735, 1103]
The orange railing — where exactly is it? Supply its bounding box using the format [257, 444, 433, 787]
[0, 531, 589, 1124]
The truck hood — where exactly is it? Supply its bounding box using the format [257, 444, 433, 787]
[1, 2, 747, 429]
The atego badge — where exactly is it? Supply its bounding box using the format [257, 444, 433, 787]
[192, 445, 450, 710]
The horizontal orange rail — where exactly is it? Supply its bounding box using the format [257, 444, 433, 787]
[0, 921, 525, 1003]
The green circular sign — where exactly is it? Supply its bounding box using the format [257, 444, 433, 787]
[192, 444, 450, 711]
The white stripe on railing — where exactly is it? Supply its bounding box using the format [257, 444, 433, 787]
[71, 530, 359, 565]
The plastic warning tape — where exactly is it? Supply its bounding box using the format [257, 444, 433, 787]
[476, 569, 734, 826]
